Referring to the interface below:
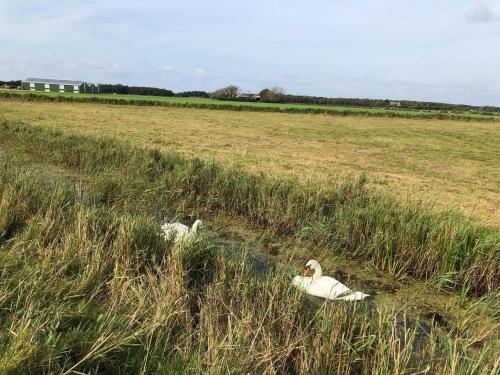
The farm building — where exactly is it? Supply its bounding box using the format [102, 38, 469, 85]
[236, 92, 260, 100]
[21, 78, 98, 94]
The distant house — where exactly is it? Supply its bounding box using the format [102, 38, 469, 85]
[389, 101, 402, 108]
[21, 78, 99, 94]
[236, 92, 260, 100]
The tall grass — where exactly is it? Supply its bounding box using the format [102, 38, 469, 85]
[1, 120, 498, 296]
[0, 165, 497, 373]
[1, 90, 498, 122]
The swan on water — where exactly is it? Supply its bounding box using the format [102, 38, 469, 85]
[293, 259, 369, 301]
[161, 219, 202, 243]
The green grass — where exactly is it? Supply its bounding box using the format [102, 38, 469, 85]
[0, 120, 498, 373]
[2, 89, 498, 122]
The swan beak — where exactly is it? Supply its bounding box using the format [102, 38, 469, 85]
[303, 266, 311, 276]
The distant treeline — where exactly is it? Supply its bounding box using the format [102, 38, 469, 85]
[0, 80, 21, 88]
[98, 84, 209, 98]
[258, 89, 500, 114]
[210, 86, 500, 114]
[174, 91, 209, 98]
[98, 84, 174, 97]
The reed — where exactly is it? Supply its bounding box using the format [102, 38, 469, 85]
[0, 166, 497, 373]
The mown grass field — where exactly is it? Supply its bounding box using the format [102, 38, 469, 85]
[0, 120, 498, 373]
[1, 98, 499, 227]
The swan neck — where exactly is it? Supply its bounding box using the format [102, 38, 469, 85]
[312, 265, 322, 281]
[191, 220, 201, 233]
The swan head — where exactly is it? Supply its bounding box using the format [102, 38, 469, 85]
[304, 259, 322, 280]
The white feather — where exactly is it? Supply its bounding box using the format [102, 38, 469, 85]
[293, 260, 369, 301]
[160, 219, 202, 243]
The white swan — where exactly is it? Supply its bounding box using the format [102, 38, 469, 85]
[161, 219, 202, 243]
[293, 259, 369, 301]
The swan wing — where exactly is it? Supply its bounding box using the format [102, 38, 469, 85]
[308, 276, 353, 299]
[318, 276, 369, 301]
[293, 275, 369, 301]
[317, 277, 369, 300]
[161, 223, 189, 241]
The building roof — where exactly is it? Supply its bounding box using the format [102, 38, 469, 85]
[24, 77, 85, 85]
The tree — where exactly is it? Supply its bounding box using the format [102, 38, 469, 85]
[259, 87, 285, 103]
[0, 80, 21, 88]
[210, 85, 239, 100]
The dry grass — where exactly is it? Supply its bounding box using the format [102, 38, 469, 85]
[1, 99, 499, 226]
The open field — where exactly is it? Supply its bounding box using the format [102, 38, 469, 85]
[1, 99, 499, 227]
[0, 120, 498, 373]
[2, 89, 499, 122]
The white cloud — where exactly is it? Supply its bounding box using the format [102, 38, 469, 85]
[159, 65, 209, 80]
[0, 53, 120, 81]
[464, 4, 497, 24]
[193, 67, 207, 77]
[0, 53, 31, 73]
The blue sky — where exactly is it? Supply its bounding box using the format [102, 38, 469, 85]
[1, 0, 499, 105]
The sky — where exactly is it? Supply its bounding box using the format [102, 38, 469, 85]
[0, 0, 499, 106]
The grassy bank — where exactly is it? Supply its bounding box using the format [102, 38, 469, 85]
[1, 130, 498, 373]
[1, 120, 498, 296]
[1, 90, 498, 122]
